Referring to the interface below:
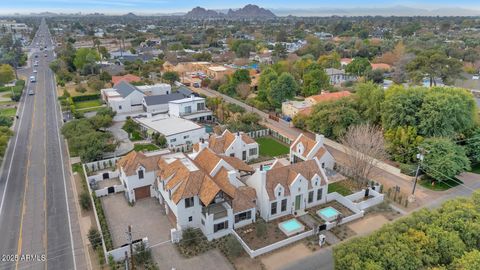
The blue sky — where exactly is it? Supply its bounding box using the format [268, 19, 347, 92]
[2, 0, 480, 14]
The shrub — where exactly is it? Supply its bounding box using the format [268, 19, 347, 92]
[108, 254, 117, 270]
[88, 227, 102, 250]
[225, 236, 243, 258]
[255, 220, 267, 237]
[181, 228, 199, 246]
[79, 191, 92, 211]
[75, 86, 87, 93]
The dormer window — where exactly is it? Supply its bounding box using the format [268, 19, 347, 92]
[138, 169, 144, 179]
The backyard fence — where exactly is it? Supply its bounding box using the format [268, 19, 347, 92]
[232, 229, 315, 258]
[84, 157, 121, 173]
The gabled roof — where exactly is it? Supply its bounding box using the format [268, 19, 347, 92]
[265, 159, 326, 199]
[143, 93, 185, 106]
[114, 80, 140, 98]
[117, 151, 161, 176]
[208, 130, 256, 154]
[291, 133, 318, 159]
[193, 148, 254, 174]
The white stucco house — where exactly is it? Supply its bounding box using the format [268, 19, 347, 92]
[156, 148, 257, 240]
[246, 158, 329, 222]
[193, 129, 259, 162]
[101, 81, 172, 114]
[117, 150, 170, 202]
[290, 133, 335, 170]
[133, 114, 207, 151]
[101, 81, 145, 114]
[168, 96, 213, 122]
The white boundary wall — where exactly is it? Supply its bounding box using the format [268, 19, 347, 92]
[95, 185, 125, 197]
[88, 171, 120, 182]
[84, 157, 121, 172]
[232, 229, 314, 258]
[107, 237, 149, 261]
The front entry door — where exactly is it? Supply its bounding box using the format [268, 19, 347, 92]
[295, 195, 301, 211]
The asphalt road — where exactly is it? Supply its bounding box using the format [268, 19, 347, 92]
[0, 20, 85, 270]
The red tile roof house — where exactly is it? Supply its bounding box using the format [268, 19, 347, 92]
[370, 63, 392, 71]
[111, 74, 141, 85]
[116, 148, 257, 241]
[192, 129, 259, 162]
[299, 90, 352, 115]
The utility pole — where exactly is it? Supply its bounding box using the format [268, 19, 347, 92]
[125, 251, 129, 270]
[410, 148, 425, 202]
[127, 225, 135, 270]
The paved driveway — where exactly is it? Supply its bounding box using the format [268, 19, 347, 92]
[101, 194, 233, 270]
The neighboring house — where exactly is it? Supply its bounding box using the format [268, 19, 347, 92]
[168, 96, 213, 122]
[112, 74, 142, 85]
[134, 114, 207, 151]
[325, 68, 356, 85]
[207, 66, 234, 80]
[371, 63, 392, 72]
[304, 91, 351, 106]
[142, 93, 186, 114]
[192, 129, 259, 162]
[246, 158, 328, 222]
[281, 100, 312, 118]
[340, 58, 353, 67]
[117, 150, 170, 202]
[290, 133, 335, 169]
[101, 81, 145, 114]
[156, 148, 257, 240]
[101, 81, 172, 114]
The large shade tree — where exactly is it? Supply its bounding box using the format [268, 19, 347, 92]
[406, 49, 463, 86]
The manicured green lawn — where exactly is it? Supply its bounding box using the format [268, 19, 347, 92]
[74, 99, 103, 109]
[0, 107, 17, 117]
[130, 130, 143, 141]
[133, 143, 159, 152]
[256, 137, 289, 157]
[328, 182, 353, 196]
[419, 177, 461, 191]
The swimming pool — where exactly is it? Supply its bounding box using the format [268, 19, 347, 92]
[278, 218, 305, 237]
[317, 206, 340, 222]
[262, 164, 272, 171]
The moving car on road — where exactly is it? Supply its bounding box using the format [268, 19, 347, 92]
[29, 76, 36, 83]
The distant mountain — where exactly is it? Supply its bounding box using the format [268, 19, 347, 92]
[185, 4, 276, 20]
[227, 4, 276, 19]
[185, 7, 220, 19]
[272, 5, 480, 17]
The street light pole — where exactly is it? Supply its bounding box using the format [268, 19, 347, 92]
[410, 148, 425, 200]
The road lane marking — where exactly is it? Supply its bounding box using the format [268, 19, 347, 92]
[43, 62, 48, 270]
[15, 71, 39, 270]
[0, 75, 32, 218]
[49, 51, 78, 270]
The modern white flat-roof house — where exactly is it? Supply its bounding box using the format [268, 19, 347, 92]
[134, 114, 207, 151]
[193, 129, 259, 162]
[157, 148, 257, 240]
[168, 96, 213, 122]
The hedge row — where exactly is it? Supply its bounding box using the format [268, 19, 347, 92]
[71, 94, 101, 102]
[92, 193, 114, 251]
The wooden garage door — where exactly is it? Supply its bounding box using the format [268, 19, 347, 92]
[134, 186, 150, 200]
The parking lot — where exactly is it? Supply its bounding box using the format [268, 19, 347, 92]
[101, 194, 233, 270]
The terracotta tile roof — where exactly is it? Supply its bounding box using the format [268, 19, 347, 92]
[265, 159, 325, 199]
[291, 133, 318, 159]
[306, 91, 351, 105]
[207, 130, 256, 154]
[371, 63, 392, 71]
[112, 74, 141, 85]
[241, 133, 256, 144]
[314, 147, 327, 160]
[192, 143, 200, 152]
[212, 168, 236, 198]
[232, 186, 256, 213]
[221, 156, 254, 173]
[193, 148, 221, 174]
[117, 151, 161, 176]
[341, 58, 353, 64]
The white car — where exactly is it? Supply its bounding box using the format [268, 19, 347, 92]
[472, 75, 479, 80]
[29, 76, 36, 83]
[33, 69, 37, 73]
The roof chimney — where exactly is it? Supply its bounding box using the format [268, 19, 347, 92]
[315, 134, 325, 147]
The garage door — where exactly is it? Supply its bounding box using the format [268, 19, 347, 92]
[134, 186, 150, 200]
